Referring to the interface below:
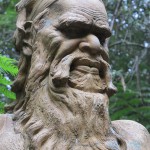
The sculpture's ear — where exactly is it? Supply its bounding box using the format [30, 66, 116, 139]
[12, 20, 33, 92]
[22, 21, 33, 56]
[13, 8, 26, 53]
[13, 19, 33, 57]
[13, 5, 33, 56]
[13, 0, 35, 54]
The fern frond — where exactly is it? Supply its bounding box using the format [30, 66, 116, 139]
[0, 101, 5, 114]
[0, 86, 16, 100]
[0, 74, 12, 85]
[0, 54, 18, 76]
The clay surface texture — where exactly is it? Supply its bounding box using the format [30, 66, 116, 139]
[0, 0, 150, 149]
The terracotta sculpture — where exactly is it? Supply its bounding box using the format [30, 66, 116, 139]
[0, 0, 149, 149]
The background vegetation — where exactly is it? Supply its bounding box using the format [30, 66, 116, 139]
[0, 0, 150, 131]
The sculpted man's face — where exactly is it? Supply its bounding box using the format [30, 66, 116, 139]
[30, 0, 112, 94]
[11, 1, 120, 149]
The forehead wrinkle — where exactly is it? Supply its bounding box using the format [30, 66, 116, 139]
[56, 5, 108, 27]
[68, 6, 111, 37]
[68, 6, 109, 31]
[70, 6, 108, 22]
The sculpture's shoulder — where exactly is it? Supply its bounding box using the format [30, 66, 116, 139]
[0, 114, 25, 150]
[112, 120, 150, 150]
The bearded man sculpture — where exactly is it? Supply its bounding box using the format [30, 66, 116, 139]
[0, 0, 150, 149]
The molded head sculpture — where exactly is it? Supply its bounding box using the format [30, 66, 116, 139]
[0, 1, 149, 150]
[9, 0, 125, 149]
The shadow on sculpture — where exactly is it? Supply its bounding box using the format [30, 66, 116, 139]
[0, 0, 149, 149]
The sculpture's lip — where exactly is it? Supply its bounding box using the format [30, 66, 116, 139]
[72, 58, 101, 71]
[72, 65, 99, 75]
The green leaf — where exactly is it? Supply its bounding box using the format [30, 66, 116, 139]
[0, 101, 5, 114]
[0, 54, 18, 76]
[0, 74, 12, 85]
[0, 86, 16, 100]
[111, 107, 133, 120]
[137, 106, 150, 117]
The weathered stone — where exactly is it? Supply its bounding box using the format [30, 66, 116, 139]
[0, 0, 149, 149]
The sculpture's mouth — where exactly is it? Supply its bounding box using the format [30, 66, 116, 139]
[70, 58, 101, 75]
[51, 54, 108, 93]
[68, 57, 107, 93]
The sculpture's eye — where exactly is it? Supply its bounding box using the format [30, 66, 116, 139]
[99, 38, 105, 46]
[61, 27, 87, 39]
[95, 34, 106, 46]
[92, 31, 106, 46]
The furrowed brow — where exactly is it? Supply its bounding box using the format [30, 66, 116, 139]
[55, 13, 93, 30]
[54, 12, 111, 39]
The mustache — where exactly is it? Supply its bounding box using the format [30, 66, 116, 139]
[50, 51, 82, 87]
[50, 51, 109, 87]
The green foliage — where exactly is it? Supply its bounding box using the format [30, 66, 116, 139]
[106, 0, 150, 131]
[110, 83, 150, 131]
[0, 101, 5, 114]
[0, 54, 18, 76]
[0, 74, 12, 86]
[0, 11, 16, 29]
[0, 54, 18, 102]
[0, 0, 18, 114]
[0, 0, 18, 29]
[0, 0, 18, 58]
[0, 86, 16, 100]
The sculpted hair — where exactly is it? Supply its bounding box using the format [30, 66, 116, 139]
[7, 0, 59, 112]
[12, 0, 56, 86]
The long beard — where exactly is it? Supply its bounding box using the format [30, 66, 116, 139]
[15, 83, 115, 150]
[14, 83, 126, 150]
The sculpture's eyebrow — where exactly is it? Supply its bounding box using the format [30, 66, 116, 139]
[55, 13, 93, 31]
[55, 15, 111, 39]
[91, 23, 111, 39]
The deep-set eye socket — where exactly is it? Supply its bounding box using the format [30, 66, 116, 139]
[57, 25, 106, 47]
[59, 26, 89, 39]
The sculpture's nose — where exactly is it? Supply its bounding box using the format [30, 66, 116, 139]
[79, 34, 101, 55]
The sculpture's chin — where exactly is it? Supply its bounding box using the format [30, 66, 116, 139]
[68, 65, 107, 93]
